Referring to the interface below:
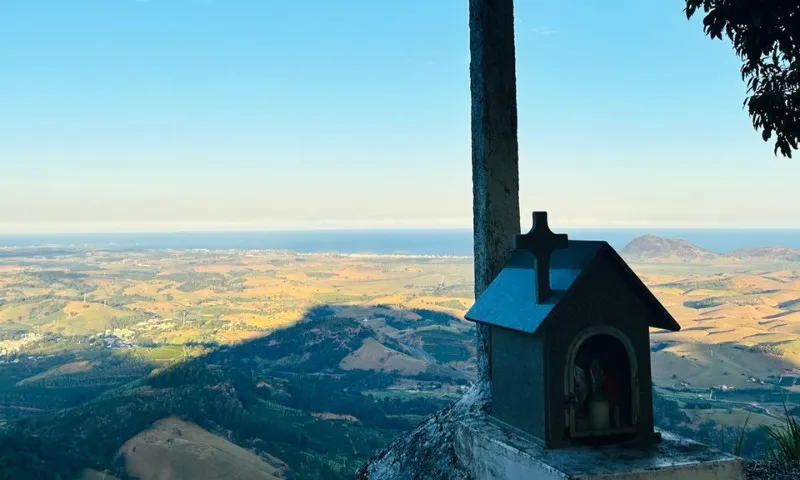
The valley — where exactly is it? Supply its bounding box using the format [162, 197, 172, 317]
[0, 248, 476, 479]
[2, 237, 800, 478]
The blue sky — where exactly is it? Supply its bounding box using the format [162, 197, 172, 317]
[1, 0, 798, 233]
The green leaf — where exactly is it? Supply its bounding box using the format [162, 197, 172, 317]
[733, 413, 750, 456]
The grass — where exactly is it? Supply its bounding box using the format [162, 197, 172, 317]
[416, 329, 472, 363]
[0, 303, 35, 323]
[136, 345, 186, 362]
[683, 292, 768, 310]
[59, 302, 134, 334]
[764, 401, 800, 462]
[686, 407, 778, 431]
[305, 272, 337, 279]
[312, 292, 371, 303]
[733, 413, 751, 457]
[435, 299, 467, 310]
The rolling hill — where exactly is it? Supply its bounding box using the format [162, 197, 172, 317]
[730, 247, 800, 263]
[0, 305, 473, 480]
[620, 235, 727, 263]
[4, 241, 800, 474]
[119, 417, 283, 480]
[622, 235, 800, 265]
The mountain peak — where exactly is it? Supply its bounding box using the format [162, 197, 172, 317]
[620, 235, 723, 263]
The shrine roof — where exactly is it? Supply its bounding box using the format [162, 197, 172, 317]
[464, 240, 680, 334]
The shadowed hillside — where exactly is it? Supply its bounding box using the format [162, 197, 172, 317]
[0, 304, 475, 480]
[4, 241, 800, 478]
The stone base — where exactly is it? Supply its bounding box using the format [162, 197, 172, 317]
[455, 415, 743, 480]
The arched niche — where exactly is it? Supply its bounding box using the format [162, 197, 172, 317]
[564, 326, 640, 444]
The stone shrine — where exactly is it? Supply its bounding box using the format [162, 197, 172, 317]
[357, 0, 747, 476]
[456, 211, 743, 479]
[465, 211, 678, 448]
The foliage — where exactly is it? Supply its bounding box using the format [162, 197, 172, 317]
[749, 344, 785, 356]
[434, 300, 467, 310]
[306, 272, 337, 279]
[160, 271, 247, 292]
[0, 312, 457, 479]
[409, 371, 470, 385]
[410, 309, 457, 327]
[0, 435, 84, 480]
[734, 413, 751, 456]
[685, 0, 800, 157]
[416, 329, 472, 363]
[383, 308, 460, 331]
[778, 298, 800, 311]
[764, 400, 800, 461]
[683, 298, 726, 309]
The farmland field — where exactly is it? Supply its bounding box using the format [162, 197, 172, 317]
[2, 243, 800, 476]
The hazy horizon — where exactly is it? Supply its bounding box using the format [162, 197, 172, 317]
[5, 227, 800, 258]
[5, 223, 800, 236]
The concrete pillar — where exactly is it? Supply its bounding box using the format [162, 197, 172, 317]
[470, 0, 521, 384]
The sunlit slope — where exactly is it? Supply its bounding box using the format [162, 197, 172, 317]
[622, 236, 800, 391]
[119, 417, 283, 480]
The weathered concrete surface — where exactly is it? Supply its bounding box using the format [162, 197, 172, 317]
[455, 414, 743, 480]
[470, 0, 521, 384]
[355, 383, 488, 480]
[744, 461, 800, 480]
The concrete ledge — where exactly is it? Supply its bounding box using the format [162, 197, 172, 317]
[455, 414, 743, 480]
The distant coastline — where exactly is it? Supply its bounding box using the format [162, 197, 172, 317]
[3, 229, 800, 256]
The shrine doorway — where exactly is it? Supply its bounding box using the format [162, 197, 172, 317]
[564, 326, 639, 444]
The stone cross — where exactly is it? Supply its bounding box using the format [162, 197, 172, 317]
[515, 212, 568, 303]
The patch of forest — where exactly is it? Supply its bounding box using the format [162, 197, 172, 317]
[0, 313, 456, 480]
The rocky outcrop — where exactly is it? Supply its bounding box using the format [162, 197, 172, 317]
[355, 382, 489, 480]
[620, 235, 726, 263]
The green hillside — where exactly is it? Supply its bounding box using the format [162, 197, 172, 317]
[0, 307, 462, 480]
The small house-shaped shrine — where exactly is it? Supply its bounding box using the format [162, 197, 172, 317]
[465, 212, 681, 449]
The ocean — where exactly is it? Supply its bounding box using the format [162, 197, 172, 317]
[2, 229, 800, 256]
